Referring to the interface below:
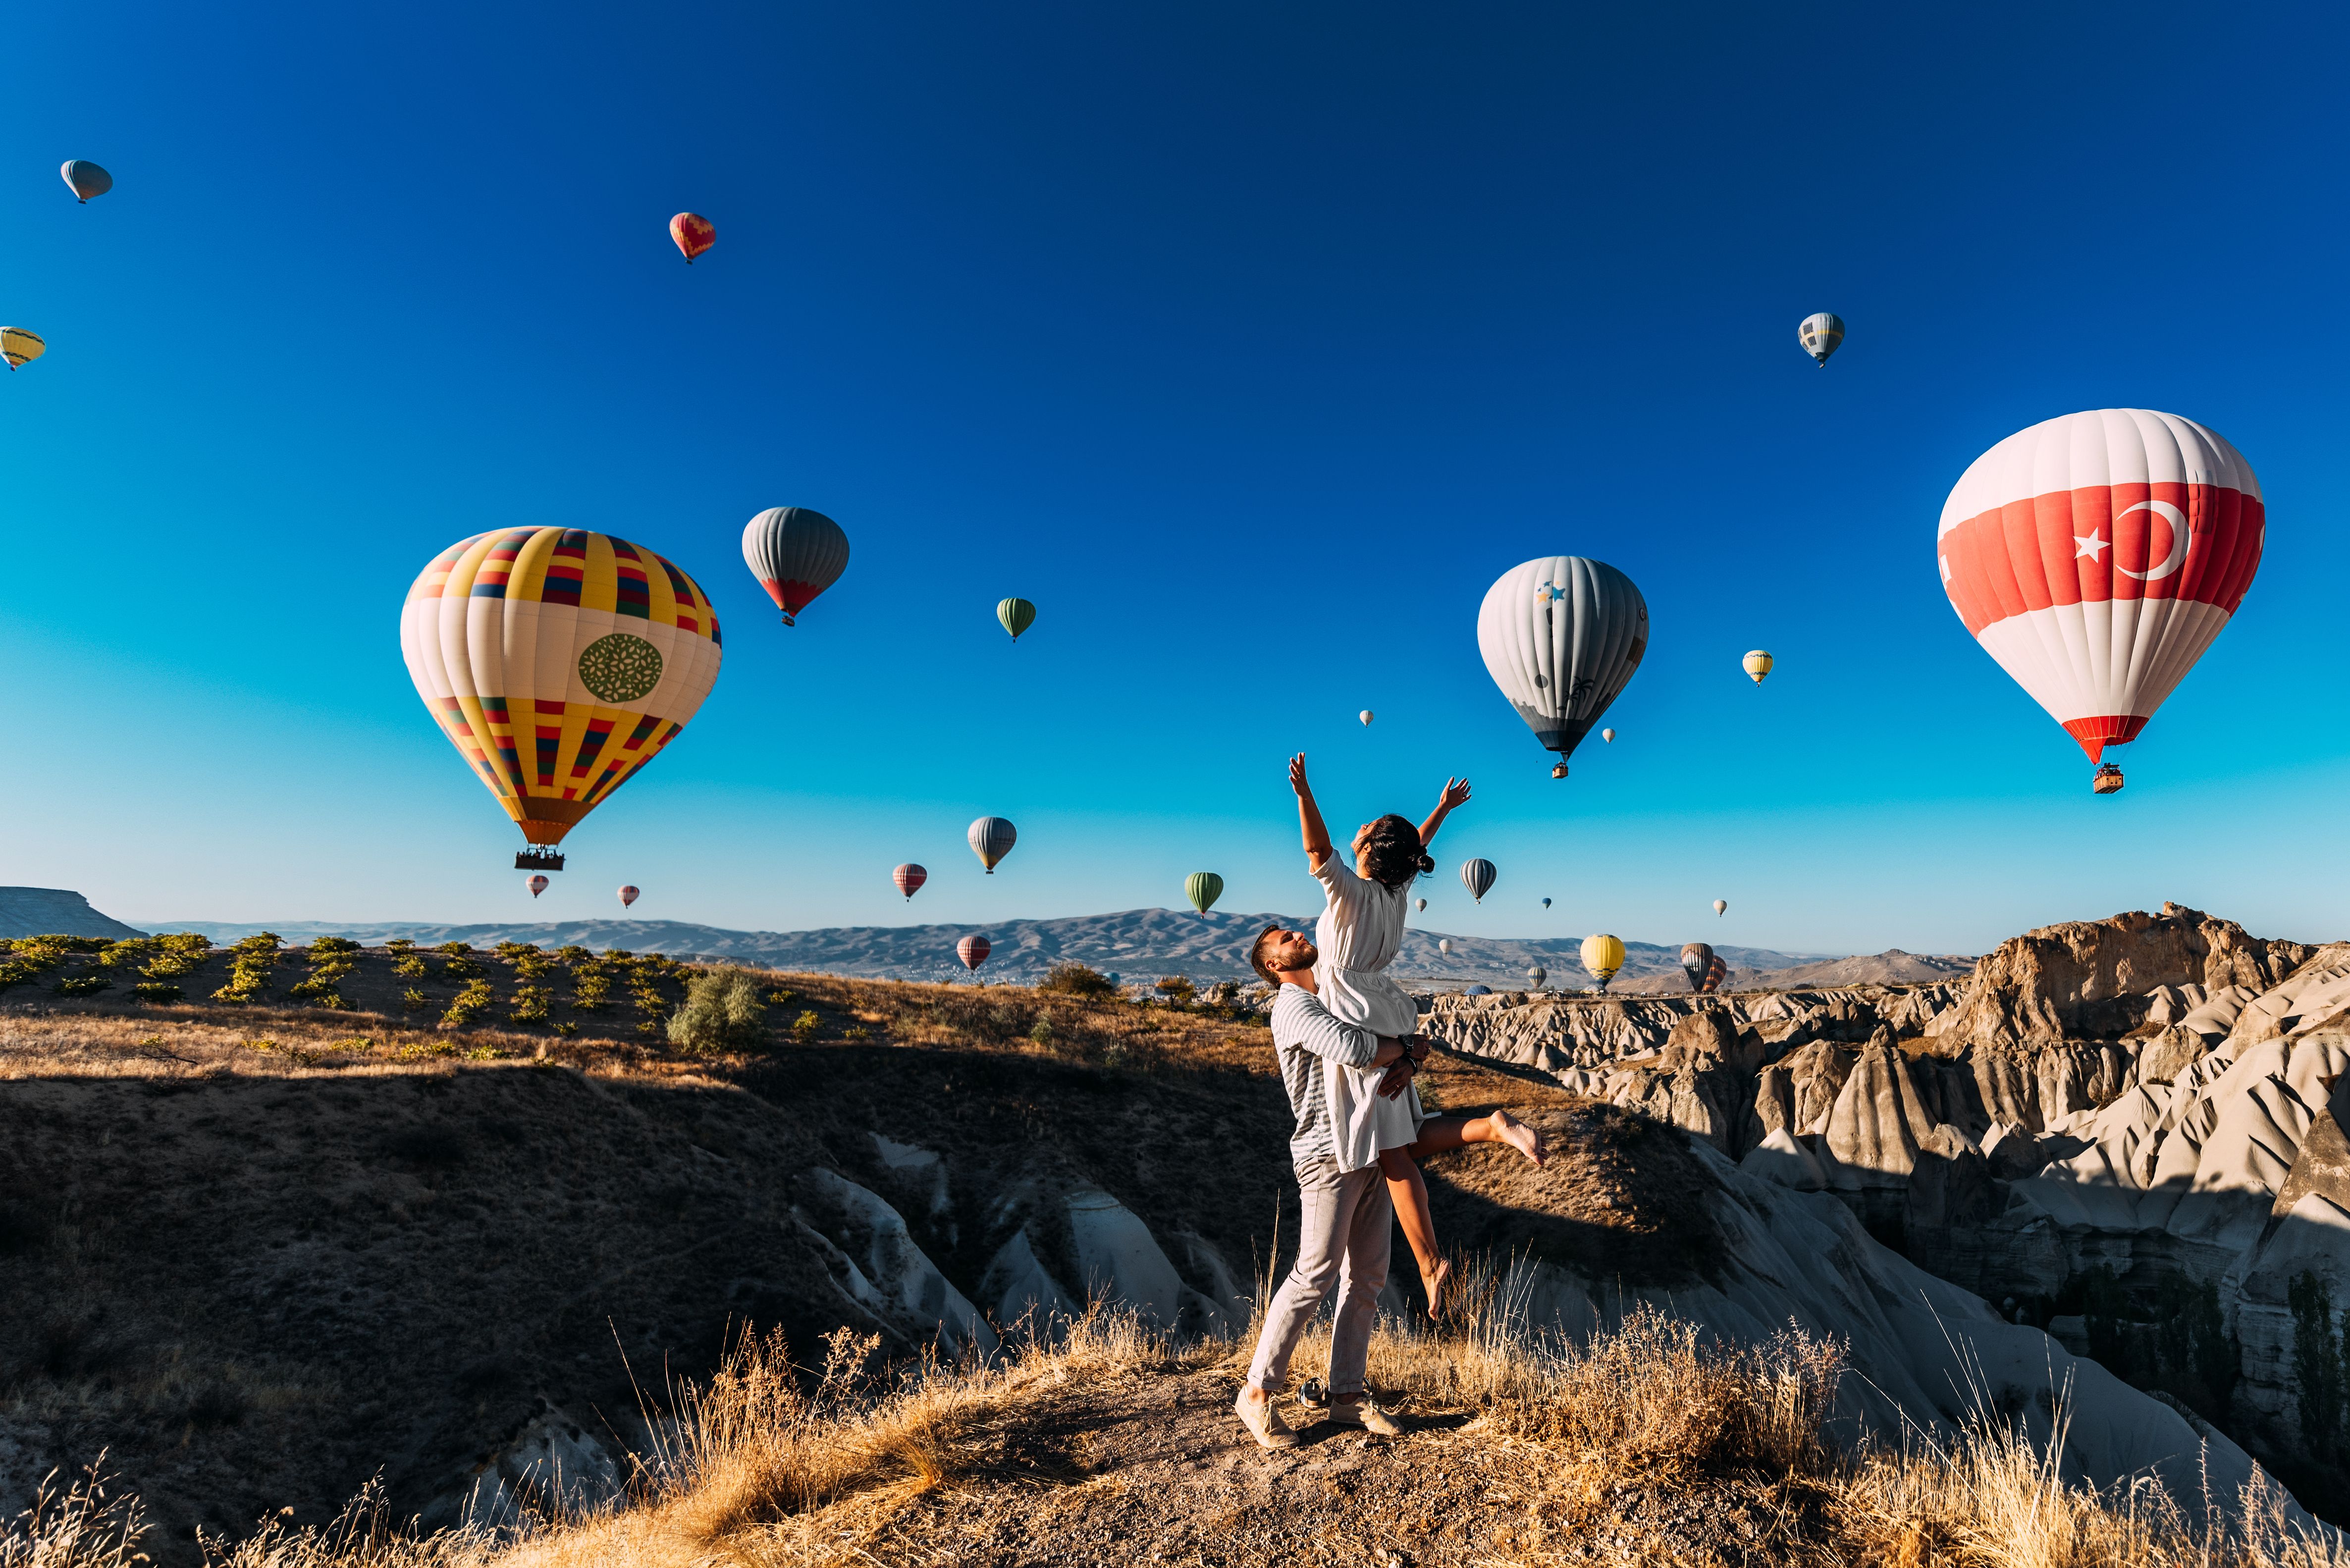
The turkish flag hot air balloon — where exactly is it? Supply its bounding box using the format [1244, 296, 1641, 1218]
[742, 507, 849, 626]
[669, 212, 714, 263]
[401, 529, 723, 860]
[1938, 410, 2262, 792]
[893, 863, 927, 901]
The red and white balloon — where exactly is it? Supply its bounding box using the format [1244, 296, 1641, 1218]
[617, 885, 640, 909]
[956, 935, 991, 972]
[526, 874, 549, 898]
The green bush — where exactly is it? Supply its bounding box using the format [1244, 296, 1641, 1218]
[791, 1009, 823, 1043]
[665, 967, 767, 1054]
[441, 979, 494, 1029]
[1037, 961, 1116, 999]
[509, 984, 553, 1025]
[1155, 976, 1197, 1006]
[401, 988, 427, 1012]
[143, 933, 214, 978]
[432, 941, 474, 956]
[212, 944, 277, 1004]
[98, 937, 160, 969]
[310, 937, 361, 955]
[392, 954, 428, 979]
[55, 975, 111, 997]
[385, 938, 415, 953]
[133, 982, 184, 1002]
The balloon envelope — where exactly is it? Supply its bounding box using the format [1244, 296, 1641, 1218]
[527, 875, 549, 898]
[997, 598, 1036, 641]
[968, 816, 1016, 873]
[401, 529, 724, 849]
[1541, 897, 1551, 909]
[1478, 557, 1648, 773]
[60, 160, 111, 202]
[1679, 941, 1715, 993]
[1185, 872, 1224, 914]
[1581, 934, 1625, 985]
[1526, 965, 1547, 988]
[1601, 728, 1614, 743]
[1, 327, 46, 369]
[619, 885, 641, 907]
[1460, 858, 1496, 903]
[893, 863, 928, 900]
[1798, 312, 1845, 366]
[669, 212, 715, 262]
[1414, 898, 1426, 912]
[1713, 898, 1727, 916]
[957, 934, 992, 971]
[1937, 409, 2262, 770]
[742, 507, 849, 626]
[1359, 710, 1373, 726]
[1743, 651, 1773, 683]
[1438, 938, 1452, 955]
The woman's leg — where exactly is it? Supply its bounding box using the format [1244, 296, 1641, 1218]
[1378, 1147, 1450, 1318]
[1406, 1108, 1545, 1165]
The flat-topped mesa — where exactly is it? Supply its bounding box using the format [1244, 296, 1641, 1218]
[1924, 902, 2315, 1050]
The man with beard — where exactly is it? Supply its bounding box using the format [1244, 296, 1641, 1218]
[1233, 920, 1419, 1448]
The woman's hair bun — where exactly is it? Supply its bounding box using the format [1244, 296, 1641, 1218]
[1416, 852, 1436, 874]
[1360, 814, 1433, 889]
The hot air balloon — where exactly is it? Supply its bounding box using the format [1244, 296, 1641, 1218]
[998, 598, 1036, 642]
[60, 161, 111, 202]
[1938, 410, 2263, 794]
[1438, 938, 1453, 956]
[1743, 651, 1773, 684]
[893, 863, 928, 901]
[1185, 872, 1224, 914]
[1798, 312, 1845, 366]
[1601, 728, 1615, 743]
[401, 529, 723, 868]
[968, 816, 1016, 873]
[1414, 898, 1427, 912]
[957, 934, 991, 972]
[669, 212, 715, 263]
[741, 507, 849, 626]
[619, 885, 641, 908]
[1541, 897, 1551, 909]
[1679, 942, 1714, 993]
[1713, 899, 1727, 917]
[1703, 953, 1727, 992]
[527, 874, 549, 898]
[1581, 934, 1625, 990]
[1, 328, 46, 370]
[1460, 859, 1496, 903]
[1478, 557, 1648, 779]
[1526, 965, 1547, 990]
[1359, 710, 1374, 726]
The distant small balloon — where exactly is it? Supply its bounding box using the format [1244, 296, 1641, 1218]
[1798, 312, 1845, 366]
[1438, 938, 1453, 956]
[1415, 897, 1427, 913]
[60, 160, 111, 203]
[957, 934, 992, 972]
[1359, 710, 1374, 726]
[1542, 897, 1551, 909]
[1713, 898, 1727, 917]
[968, 817, 1016, 873]
[1185, 872, 1224, 914]
[1526, 964, 1547, 989]
[893, 864, 927, 901]
[1, 327, 47, 370]
[1460, 858, 1496, 903]
[527, 875, 548, 898]
[997, 598, 1036, 642]
[1743, 650, 1774, 684]
[1602, 728, 1615, 743]
[619, 885, 641, 908]
[669, 212, 715, 263]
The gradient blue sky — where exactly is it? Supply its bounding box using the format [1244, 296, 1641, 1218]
[5, 0, 2345, 955]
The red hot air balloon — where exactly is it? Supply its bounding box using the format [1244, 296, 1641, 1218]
[957, 934, 991, 972]
[1938, 410, 2262, 793]
[527, 874, 549, 898]
[618, 885, 640, 908]
[669, 212, 715, 263]
[894, 863, 928, 900]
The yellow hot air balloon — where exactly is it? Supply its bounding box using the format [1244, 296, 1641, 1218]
[401, 529, 723, 864]
[1, 327, 47, 370]
[1580, 933, 1625, 990]
[1742, 650, 1773, 684]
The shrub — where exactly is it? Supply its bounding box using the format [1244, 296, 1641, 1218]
[211, 948, 276, 1003]
[572, 965, 612, 1011]
[54, 975, 111, 997]
[843, 1024, 871, 1041]
[401, 988, 427, 1012]
[142, 933, 213, 978]
[433, 941, 474, 956]
[791, 1009, 823, 1043]
[310, 936, 361, 955]
[230, 933, 282, 955]
[555, 944, 591, 963]
[666, 968, 768, 1054]
[385, 938, 415, 952]
[1037, 961, 1116, 999]
[1155, 976, 1197, 1006]
[767, 988, 799, 1006]
[1029, 1018, 1055, 1047]
[392, 953, 428, 979]
[441, 979, 494, 1028]
[132, 982, 183, 1002]
[97, 937, 160, 969]
[509, 984, 553, 1025]
[440, 954, 481, 978]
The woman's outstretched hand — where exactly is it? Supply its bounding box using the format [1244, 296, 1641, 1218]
[1437, 778, 1471, 810]
[1289, 754, 1311, 795]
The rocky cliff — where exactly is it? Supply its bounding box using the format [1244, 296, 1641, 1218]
[0, 888, 144, 940]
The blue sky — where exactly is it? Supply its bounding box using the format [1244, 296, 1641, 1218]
[4, 0, 2345, 956]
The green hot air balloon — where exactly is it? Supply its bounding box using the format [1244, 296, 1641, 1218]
[997, 597, 1036, 642]
[1185, 872, 1224, 914]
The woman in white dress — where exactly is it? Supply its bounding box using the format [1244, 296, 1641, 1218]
[1288, 754, 1545, 1317]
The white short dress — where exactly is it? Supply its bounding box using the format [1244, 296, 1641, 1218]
[1311, 850, 1425, 1171]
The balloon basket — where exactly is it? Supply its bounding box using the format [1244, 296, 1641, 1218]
[2091, 765, 2125, 796]
[515, 849, 566, 871]
[1550, 762, 1569, 779]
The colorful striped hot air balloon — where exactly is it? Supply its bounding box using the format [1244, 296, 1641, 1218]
[1459, 858, 1496, 903]
[669, 212, 715, 263]
[400, 529, 723, 864]
[997, 598, 1036, 642]
[1, 327, 46, 370]
[1185, 872, 1223, 914]
[957, 934, 991, 972]
[1938, 410, 2262, 794]
[893, 863, 927, 901]
[527, 875, 549, 898]
[742, 507, 849, 626]
[60, 160, 111, 202]
[1580, 934, 1625, 990]
[968, 817, 1016, 873]
[1480, 558, 1648, 780]
[1798, 312, 1844, 366]
[1526, 965, 1547, 990]
[619, 885, 641, 908]
[1679, 942, 1714, 993]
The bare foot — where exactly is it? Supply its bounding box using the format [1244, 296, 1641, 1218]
[1491, 1108, 1546, 1167]
[1422, 1256, 1451, 1320]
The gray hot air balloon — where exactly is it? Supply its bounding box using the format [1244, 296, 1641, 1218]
[741, 506, 850, 626]
[967, 816, 1017, 873]
[1798, 312, 1845, 366]
[60, 160, 111, 202]
[1477, 557, 1648, 780]
[1460, 858, 1496, 903]
[1525, 964, 1547, 990]
[1679, 942, 1716, 993]
[1438, 938, 1452, 956]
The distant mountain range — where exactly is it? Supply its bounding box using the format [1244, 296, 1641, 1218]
[132, 906, 1898, 987]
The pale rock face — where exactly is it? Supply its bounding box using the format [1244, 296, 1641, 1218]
[793, 1168, 997, 1355]
[1063, 1187, 1237, 1337]
[1738, 1126, 1825, 1190]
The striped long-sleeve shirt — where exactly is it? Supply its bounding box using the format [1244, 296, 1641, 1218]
[1269, 983, 1383, 1172]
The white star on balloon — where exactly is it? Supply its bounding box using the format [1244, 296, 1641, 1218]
[2074, 529, 2108, 562]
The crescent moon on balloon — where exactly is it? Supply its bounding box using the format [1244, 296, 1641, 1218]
[2117, 500, 2189, 581]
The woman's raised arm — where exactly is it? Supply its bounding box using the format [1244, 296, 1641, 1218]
[1417, 777, 1471, 849]
[1290, 753, 1334, 869]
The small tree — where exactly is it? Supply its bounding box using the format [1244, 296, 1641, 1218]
[1155, 976, 1196, 1007]
[666, 966, 768, 1054]
[1037, 961, 1116, 999]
